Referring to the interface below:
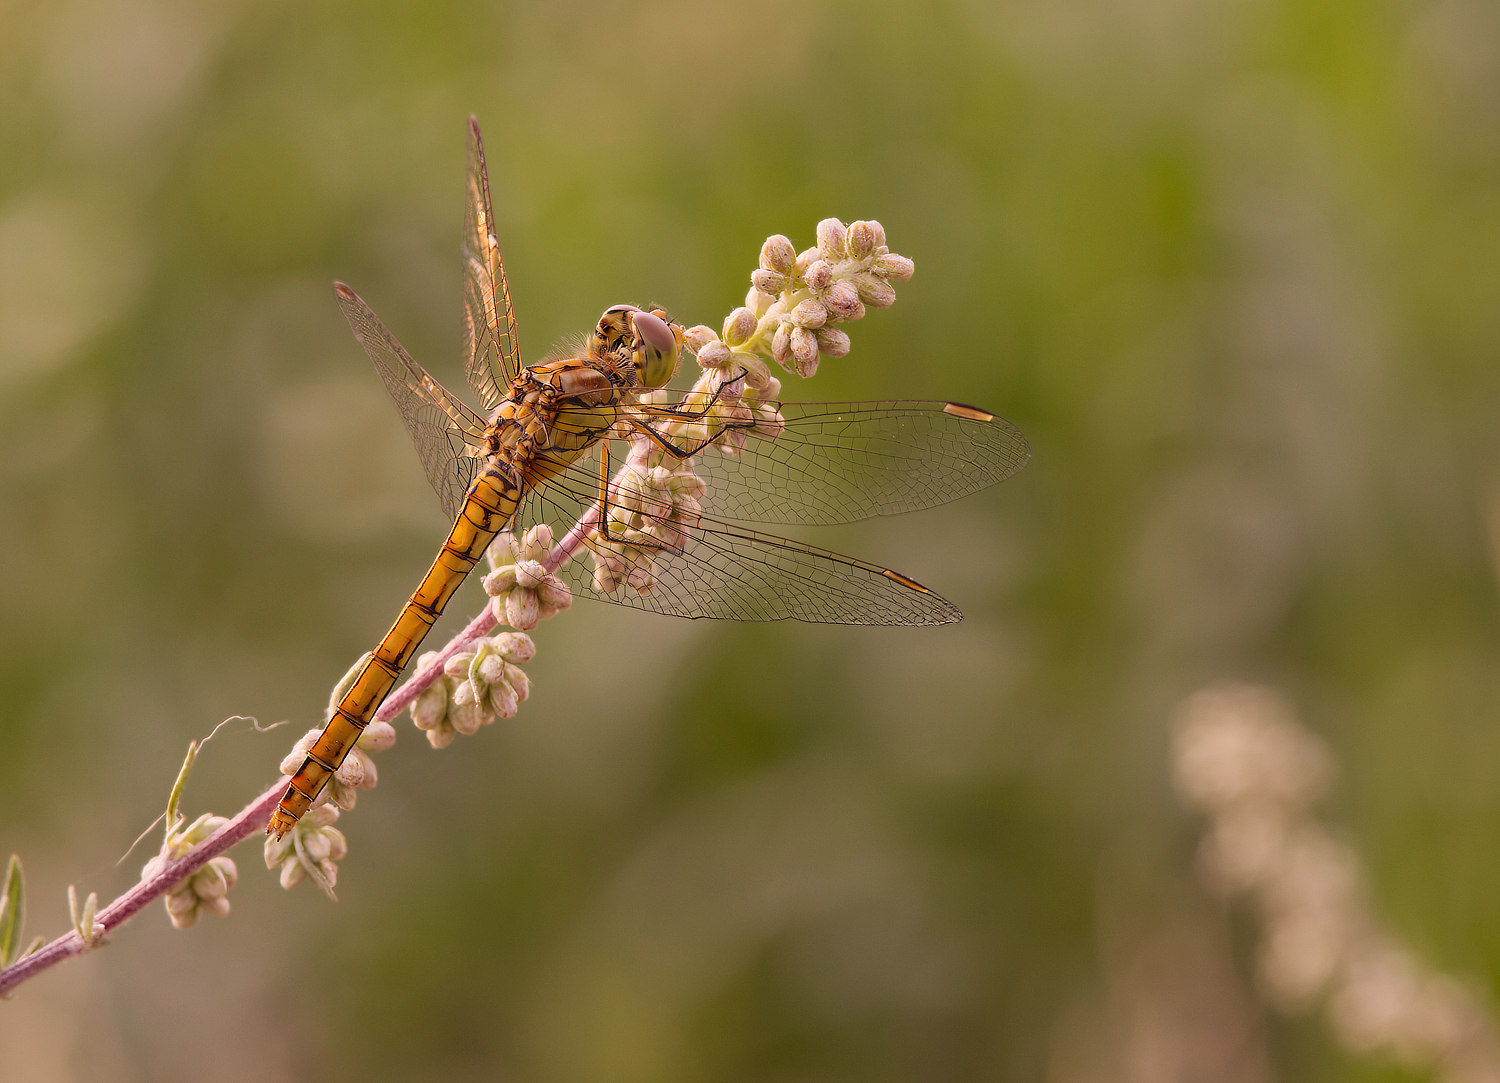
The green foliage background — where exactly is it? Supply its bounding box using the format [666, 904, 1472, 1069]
[1, 0, 1498, 1079]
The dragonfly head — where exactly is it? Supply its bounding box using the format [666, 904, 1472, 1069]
[591, 304, 683, 390]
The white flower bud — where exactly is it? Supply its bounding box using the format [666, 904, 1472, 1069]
[805, 259, 832, 290]
[822, 280, 862, 321]
[165, 890, 197, 918]
[190, 866, 226, 901]
[487, 532, 518, 567]
[697, 340, 732, 369]
[847, 220, 879, 259]
[753, 404, 787, 439]
[792, 328, 816, 375]
[514, 559, 548, 591]
[265, 835, 294, 868]
[280, 860, 306, 890]
[444, 652, 475, 678]
[325, 827, 348, 861]
[816, 218, 848, 259]
[482, 565, 518, 595]
[412, 682, 449, 730]
[303, 832, 332, 863]
[477, 653, 507, 685]
[200, 896, 231, 918]
[795, 247, 820, 277]
[750, 269, 786, 295]
[732, 351, 773, 392]
[279, 729, 320, 776]
[722, 307, 757, 347]
[790, 298, 828, 329]
[866, 219, 887, 248]
[791, 327, 819, 376]
[814, 328, 851, 357]
[208, 856, 237, 893]
[771, 323, 793, 365]
[334, 751, 365, 788]
[851, 272, 896, 307]
[683, 324, 719, 353]
[426, 725, 456, 750]
[496, 632, 536, 662]
[520, 523, 553, 561]
[759, 234, 796, 273]
[358, 719, 397, 752]
[489, 680, 519, 719]
[456, 695, 495, 734]
[505, 587, 540, 630]
[745, 286, 771, 318]
[538, 576, 572, 613]
[873, 253, 914, 281]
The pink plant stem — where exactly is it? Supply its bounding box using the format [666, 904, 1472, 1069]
[545, 501, 602, 574]
[0, 783, 283, 998]
[0, 496, 619, 999]
[373, 605, 497, 722]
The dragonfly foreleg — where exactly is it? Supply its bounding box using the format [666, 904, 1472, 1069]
[633, 367, 749, 426]
[621, 405, 759, 460]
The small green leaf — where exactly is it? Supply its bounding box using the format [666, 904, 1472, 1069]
[80, 892, 98, 939]
[67, 884, 81, 938]
[165, 740, 200, 840]
[0, 854, 24, 967]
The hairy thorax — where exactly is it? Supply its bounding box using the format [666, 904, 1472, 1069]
[483, 357, 633, 486]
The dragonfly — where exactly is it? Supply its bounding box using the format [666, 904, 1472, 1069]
[268, 116, 1030, 839]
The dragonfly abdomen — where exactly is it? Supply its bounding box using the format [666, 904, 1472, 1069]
[268, 462, 523, 839]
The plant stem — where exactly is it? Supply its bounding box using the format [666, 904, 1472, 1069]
[0, 601, 505, 999]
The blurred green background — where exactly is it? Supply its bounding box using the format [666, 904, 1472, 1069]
[2, 0, 1499, 1079]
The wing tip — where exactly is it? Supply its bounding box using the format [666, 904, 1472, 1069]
[333, 281, 356, 300]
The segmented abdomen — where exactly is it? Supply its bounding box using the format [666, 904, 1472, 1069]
[267, 461, 521, 839]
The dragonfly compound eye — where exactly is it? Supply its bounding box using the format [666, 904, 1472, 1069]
[631, 308, 683, 389]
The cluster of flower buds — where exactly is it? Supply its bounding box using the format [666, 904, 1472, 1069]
[409, 632, 535, 749]
[1173, 684, 1500, 1077]
[263, 804, 347, 899]
[141, 813, 238, 929]
[685, 217, 913, 384]
[585, 435, 709, 594]
[483, 526, 572, 630]
[278, 718, 395, 815]
[586, 216, 904, 597]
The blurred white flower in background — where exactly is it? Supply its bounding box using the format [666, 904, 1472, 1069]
[1173, 684, 1500, 1083]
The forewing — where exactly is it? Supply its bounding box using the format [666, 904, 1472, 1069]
[461, 115, 522, 408]
[518, 460, 962, 625]
[334, 282, 488, 522]
[676, 399, 1030, 526]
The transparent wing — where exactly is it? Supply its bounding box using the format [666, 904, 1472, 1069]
[334, 282, 489, 522]
[461, 114, 522, 409]
[509, 399, 1028, 624]
[519, 464, 963, 626]
[678, 400, 1031, 526]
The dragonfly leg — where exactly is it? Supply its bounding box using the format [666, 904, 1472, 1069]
[634, 368, 749, 425]
[591, 438, 680, 554]
[621, 412, 757, 460]
[624, 369, 759, 458]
